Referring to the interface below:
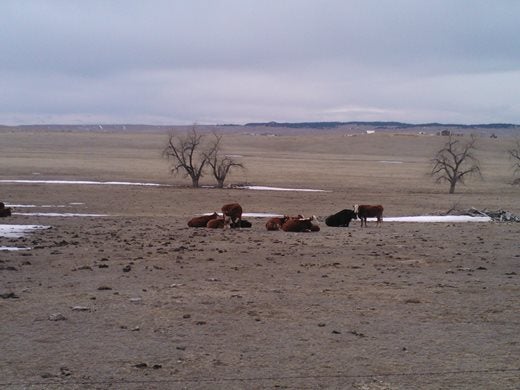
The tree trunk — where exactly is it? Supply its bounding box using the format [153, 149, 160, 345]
[449, 181, 456, 194]
[216, 179, 225, 188]
[191, 177, 200, 188]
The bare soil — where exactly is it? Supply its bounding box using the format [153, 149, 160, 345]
[1, 130, 519, 389]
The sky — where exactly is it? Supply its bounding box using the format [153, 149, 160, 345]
[1, 0, 520, 125]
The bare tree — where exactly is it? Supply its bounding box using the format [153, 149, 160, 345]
[508, 139, 520, 184]
[205, 132, 244, 188]
[431, 134, 482, 194]
[162, 126, 210, 188]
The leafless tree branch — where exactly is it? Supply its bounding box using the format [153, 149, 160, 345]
[509, 139, 520, 172]
[162, 126, 210, 188]
[205, 132, 245, 188]
[430, 134, 482, 193]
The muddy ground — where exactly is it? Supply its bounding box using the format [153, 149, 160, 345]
[1, 130, 519, 389]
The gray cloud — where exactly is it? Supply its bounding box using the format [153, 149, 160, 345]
[1, 0, 519, 124]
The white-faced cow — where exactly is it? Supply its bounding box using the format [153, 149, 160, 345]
[187, 212, 218, 228]
[354, 204, 384, 227]
[325, 209, 357, 227]
[281, 216, 320, 232]
[221, 203, 243, 228]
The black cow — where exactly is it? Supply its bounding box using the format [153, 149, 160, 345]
[325, 209, 357, 227]
[231, 219, 252, 228]
[0, 202, 11, 218]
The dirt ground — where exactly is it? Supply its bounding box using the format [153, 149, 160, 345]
[1, 130, 519, 389]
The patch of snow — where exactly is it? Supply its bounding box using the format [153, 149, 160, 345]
[200, 213, 490, 222]
[0, 246, 31, 251]
[379, 161, 403, 164]
[13, 212, 108, 217]
[0, 224, 51, 238]
[5, 204, 68, 208]
[243, 212, 284, 218]
[0, 180, 169, 187]
[236, 185, 328, 192]
[377, 216, 491, 223]
[202, 212, 283, 218]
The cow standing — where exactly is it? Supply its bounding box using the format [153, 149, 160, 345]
[354, 204, 384, 227]
[221, 203, 243, 228]
[325, 209, 357, 227]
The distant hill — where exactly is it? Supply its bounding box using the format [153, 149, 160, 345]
[1, 121, 519, 136]
[245, 120, 519, 130]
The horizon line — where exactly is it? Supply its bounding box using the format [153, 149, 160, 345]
[1, 121, 519, 128]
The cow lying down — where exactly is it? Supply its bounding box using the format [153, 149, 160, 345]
[265, 215, 306, 231]
[232, 220, 252, 228]
[281, 216, 320, 232]
[325, 209, 357, 227]
[206, 218, 252, 229]
[187, 212, 218, 227]
[266, 216, 289, 231]
[0, 202, 12, 218]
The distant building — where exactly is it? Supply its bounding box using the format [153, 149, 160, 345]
[438, 130, 451, 136]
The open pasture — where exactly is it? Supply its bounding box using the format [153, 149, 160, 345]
[1, 129, 519, 389]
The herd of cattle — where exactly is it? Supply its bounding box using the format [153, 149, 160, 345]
[187, 203, 384, 232]
[0, 200, 383, 230]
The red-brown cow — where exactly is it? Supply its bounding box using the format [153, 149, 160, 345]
[281, 216, 319, 232]
[354, 204, 384, 227]
[187, 212, 218, 227]
[265, 215, 289, 231]
[221, 203, 243, 228]
[207, 218, 226, 229]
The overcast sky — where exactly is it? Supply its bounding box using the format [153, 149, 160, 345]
[1, 1, 519, 125]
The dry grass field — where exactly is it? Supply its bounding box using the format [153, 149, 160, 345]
[1, 129, 519, 389]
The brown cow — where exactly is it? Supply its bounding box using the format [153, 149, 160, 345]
[354, 204, 384, 227]
[281, 216, 319, 232]
[187, 212, 218, 227]
[207, 218, 226, 229]
[266, 215, 289, 231]
[221, 203, 243, 228]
